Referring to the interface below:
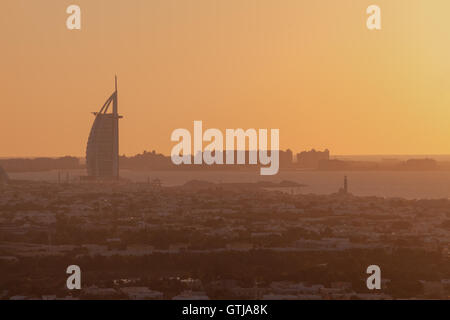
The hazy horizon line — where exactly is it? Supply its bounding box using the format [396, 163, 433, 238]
[2, 153, 450, 160]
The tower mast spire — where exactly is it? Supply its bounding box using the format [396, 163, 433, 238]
[113, 75, 118, 116]
[113, 75, 119, 179]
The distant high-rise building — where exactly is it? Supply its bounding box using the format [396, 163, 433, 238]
[338, 175, 348, 195]
[86, 77, 122, 179]
[279, 149, 293, 167]
[296, 149, 329, 168]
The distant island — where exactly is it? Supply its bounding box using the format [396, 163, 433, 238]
[0, 149, 448, 173]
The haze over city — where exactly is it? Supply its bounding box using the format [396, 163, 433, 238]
[2, 0, 450, 306]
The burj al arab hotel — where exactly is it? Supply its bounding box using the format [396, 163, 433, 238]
[85, 77, 122, 180]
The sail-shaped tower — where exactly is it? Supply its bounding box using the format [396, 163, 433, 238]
[86, 77, 122, 179]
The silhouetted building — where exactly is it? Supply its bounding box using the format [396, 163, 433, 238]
[338, 175, 348, 195]
[402, 158, 437, 170]
[86, 77, 122, 179]
[296, 149, 329, 168]
[280, 149, 293, 167]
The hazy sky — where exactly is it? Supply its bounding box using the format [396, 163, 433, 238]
[1, 0, 450, 157]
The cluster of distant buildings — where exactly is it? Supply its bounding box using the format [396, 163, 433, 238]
[281, 149, 330, 168]
[0, 80, 443, 178]
[317, 157, 439, 171]
[1, 178, 449, 300]
[118, 149, 441, 172]
[0, 148, 443, 175]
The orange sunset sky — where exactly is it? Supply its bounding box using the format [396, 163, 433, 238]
[1, 0, 450, 157]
